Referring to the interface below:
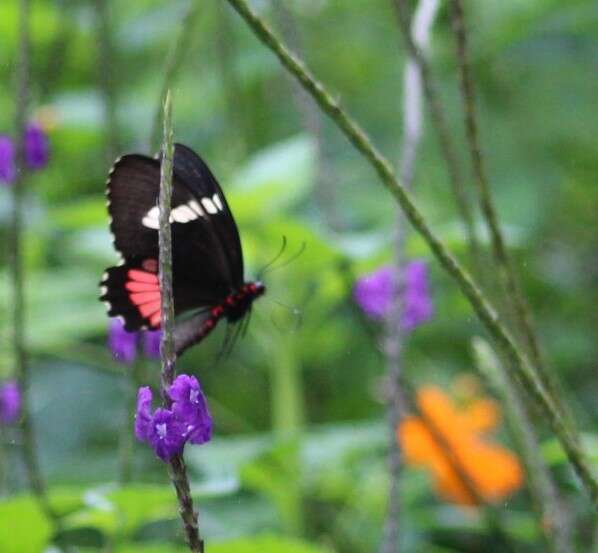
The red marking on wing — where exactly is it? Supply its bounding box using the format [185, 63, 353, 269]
[130, 291, 161, 305]
[139, 300, 161, 318]
[126, 281, 159, 292]
[149, 312, 162, 327]
[128, 269, 158, 284]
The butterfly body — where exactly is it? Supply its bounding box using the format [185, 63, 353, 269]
[100, 143, 264, 349]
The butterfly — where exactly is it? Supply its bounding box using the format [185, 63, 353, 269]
[100, 143, 265, 353]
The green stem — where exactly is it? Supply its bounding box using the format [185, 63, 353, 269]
[94, 0, 121, 162]
[224, 0, 598, 505]
[11, 0, 58, 524]
[474, 338, 572, 553]
[270, 334, 304, 535]
[392, 0, 480, 269]
[149, 3, 201, 152]
[157, 92, 203, 553]
[447, 0, 569, 429]
[381, 2, 441, 550]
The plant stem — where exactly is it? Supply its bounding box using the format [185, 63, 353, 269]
[224, 0, 598, 505]
[215, 1, 248, 159]
[157, 91, 203, 552]
[150, 3, 201, 152]
[391, 0, 480, 269]
[447, 0, 569, 427]
[273, 1, 342, 231]
[94, 0, 120, 163]
[474, 338, 572, 553]
[381, 2, 440, 551]
[118, 356, 144, 485]
[270, 333, 305, 535]
[10, 0, 57, 524]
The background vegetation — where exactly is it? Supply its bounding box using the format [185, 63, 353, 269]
[0, 0, 597, 552]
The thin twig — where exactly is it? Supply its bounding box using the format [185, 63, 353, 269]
[94, 0, 120, 163]
[272, 1, 342, 230]
[224, 0, 597, 505]
[215, 1, 248, 159]
[380, 2, 439, 551]
[118, 356, 144, 485]
[391, 0, 480, 269]
[447, 0, 570, 428]
[149, 3, 201, 152]
[10, 0, 58, 524]
[157, 91, 204, 553]
[474, 338, 572, 553]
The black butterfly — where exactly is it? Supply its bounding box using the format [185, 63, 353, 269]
[100, 143, 265, 352]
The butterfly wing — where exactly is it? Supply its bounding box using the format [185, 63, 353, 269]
[100, 145, 244, 330]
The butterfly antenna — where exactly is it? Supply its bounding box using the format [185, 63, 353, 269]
[261, 241, 307, 276]
[263, 297, 304, 330]
[257, 236, 287, 280]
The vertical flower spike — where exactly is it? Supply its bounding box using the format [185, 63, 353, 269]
[143, 329, 162, 360]
[353, 260, 434, 330]
[0, 380, 22, 424]
[0, 136, 16, 185]
[108, 318, 138, 363]
[24, 122, 50, 170]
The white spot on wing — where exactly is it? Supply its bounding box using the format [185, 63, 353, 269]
[201, 197, 218, 214]
[189, 200, 204, 216]
[212, 194, 223, 211]
[170, 204, 198, 223]
[142, 215, 160, 229]
[142, 205, 160, 229]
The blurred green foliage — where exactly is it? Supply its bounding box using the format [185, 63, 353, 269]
[1, 0, 597, 551]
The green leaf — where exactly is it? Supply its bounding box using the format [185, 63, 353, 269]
[64, 485, 177, 539]
[0, 495, 53, 553]
[230, 135, 315, 221]
[209, 534, 333, 553]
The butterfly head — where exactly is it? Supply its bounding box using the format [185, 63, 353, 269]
[224, 281, 266, 323]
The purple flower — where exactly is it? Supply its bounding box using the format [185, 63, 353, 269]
[0, 380, 21, 425]
[0, 136, 15, 185]
[354, 266, 394, 319]
[169, 375, 212, 445]
[134, 387, 187, 461]
[143, 330, 162, 360]
[24, 123, 49, 170]
[134, 375, 212, 462]
[402, 260, 434, 330]
[108, 318, 137, 364]
[353, 260, 433, 330]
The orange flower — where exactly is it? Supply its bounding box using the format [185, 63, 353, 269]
[398, 385, 523, 506]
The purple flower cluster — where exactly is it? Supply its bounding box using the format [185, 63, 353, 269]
[354, 260, 434, 330]
[135, 375, 212, 461]
[108, 318, 162, 363]
[0, 380, 21, 425]
[0, 122, 50, 186]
